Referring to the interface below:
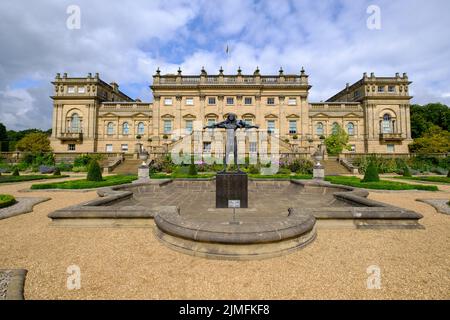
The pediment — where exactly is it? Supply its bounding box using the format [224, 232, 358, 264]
[101, 112, 118, 117]
[312, 113, 329, 117]
[286, 114, 300, 119]
[161, 114, 175, 119]
[183, 114, 196, 119]
[264, 113, 278, 119]
[343, 112, 361, 118]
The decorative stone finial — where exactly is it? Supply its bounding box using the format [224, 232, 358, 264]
[237, 66, 242, 75]
[56, 73, 61, 79]
[177, 67, 182, 75]
[300, 67, 305, 75]
[219, 66, 224, 75]
[363, 72, 367, 78]
[201, 66, 207, 76]
[254, 66, 260, 76]
[87, 73, 92, 78]
[403, 72, 408, 78]
[279, 67, 284, 75]
[156, 67, 161, 75]
[63, 73, 68, 78]
[95, 73, 99, 78]
[370, 72, 375, 78]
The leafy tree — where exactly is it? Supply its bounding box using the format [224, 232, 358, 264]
[410, 103, 450, 138]
[409, 126, 450, 154]
[324, 124, 350, 155]
[86, 160, 103, 182]
[16, 132, 52, 153]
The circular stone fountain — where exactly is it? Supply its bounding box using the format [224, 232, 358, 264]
[154, 205, 316, 260]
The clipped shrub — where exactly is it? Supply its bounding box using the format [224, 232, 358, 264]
[72, 166, 88, 173]
[0, 194, 16, 209]
[247, 164, 260, 174]
[402, 165, 412, 177]
[447, 170, 450, 178]
[277, 168, 291, 175]
[12, 167, 20, 176]
[53, 168, 61, 176]
[188, 163, 198, 176]
[56, 162, 73, 172]
[361, 161, 380, 182]
[86, 160, 103, 182]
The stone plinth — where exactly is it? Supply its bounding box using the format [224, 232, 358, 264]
[133, 164, 151, 184]
[216, 172, 248, 208]
[313, 164, 325, 180]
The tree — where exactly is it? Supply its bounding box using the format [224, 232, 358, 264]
[409, 126, 450, 154]
[16, 132, 52, 153]
[0, 123, 8, 152]
[86, 160, 103, 181]
[324, 124, 350, 155]
[410, 103, 450, 138]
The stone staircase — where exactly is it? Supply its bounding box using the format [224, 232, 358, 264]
[111, 158, 142, 175]
[322, 157, 351, 176]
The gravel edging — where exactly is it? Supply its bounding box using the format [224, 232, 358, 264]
[0, 197, 51, 220]
[0, 269, 27, 300]
[416, 199, 450, 215]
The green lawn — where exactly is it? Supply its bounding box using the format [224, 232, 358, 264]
[30, 175, 137, 190]
[325, 176, 438, 191]
[390, 176, 450, 184]
[0, 194, 16, 209]
[0, 175, 70, 184]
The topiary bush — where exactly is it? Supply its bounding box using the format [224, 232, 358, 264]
[86, 160, 103, 182]
[403, 165, 412, 177]
[12, 167, 20, 176]
[53, 167, 61, 176]
[0, 194, 16, 209]
[361, 161, 380, 182]
[188, 163, 198, 176]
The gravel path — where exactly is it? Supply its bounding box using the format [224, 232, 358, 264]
[0, 178, 449, 300]
[0, 271, 12, 299]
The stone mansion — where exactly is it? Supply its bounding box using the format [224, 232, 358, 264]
[50, 67, 413, 155]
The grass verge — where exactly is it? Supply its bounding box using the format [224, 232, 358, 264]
[0, 194, 16, 208]
[325, 176, 438, 191]
[390, 176, 450, 184]
[0, 175, 70, 184]
[30, 175, 137, 190]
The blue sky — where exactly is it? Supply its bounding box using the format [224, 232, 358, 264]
[0, 0, 449, 130]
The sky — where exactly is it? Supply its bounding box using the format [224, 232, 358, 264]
[0, 0, 449, 130]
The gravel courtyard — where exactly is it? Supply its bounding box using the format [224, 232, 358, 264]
[0, 178, 449, 300]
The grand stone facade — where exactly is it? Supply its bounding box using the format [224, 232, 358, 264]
[50, 68, 413, 154]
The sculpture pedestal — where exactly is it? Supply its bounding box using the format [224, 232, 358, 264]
[313, 164, 325, 180]
[216, 172, 248, 208]
[133, 164, 151, 184]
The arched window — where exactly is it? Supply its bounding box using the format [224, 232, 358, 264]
[107, 122, 114, 135]
[331, 122, 339, 134]
[137, 122, 145, 135]
[347, 122, 355, 135]
[316, 122, 324, 135]
[382, 114, 392, 133]
[70, 113, 80, 133]
[122, 122, 129, 135]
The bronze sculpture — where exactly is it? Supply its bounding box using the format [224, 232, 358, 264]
[204, 113, 259, 172]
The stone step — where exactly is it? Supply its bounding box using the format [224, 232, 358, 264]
[322, 160, 350, 175]
[111, 159, 142, 175]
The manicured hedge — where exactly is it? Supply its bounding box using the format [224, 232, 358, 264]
[0, 194, 16, 209]
[325, 176, 438, 191]
[0, 175, 69, 184]
[30, 175, 137, 190]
